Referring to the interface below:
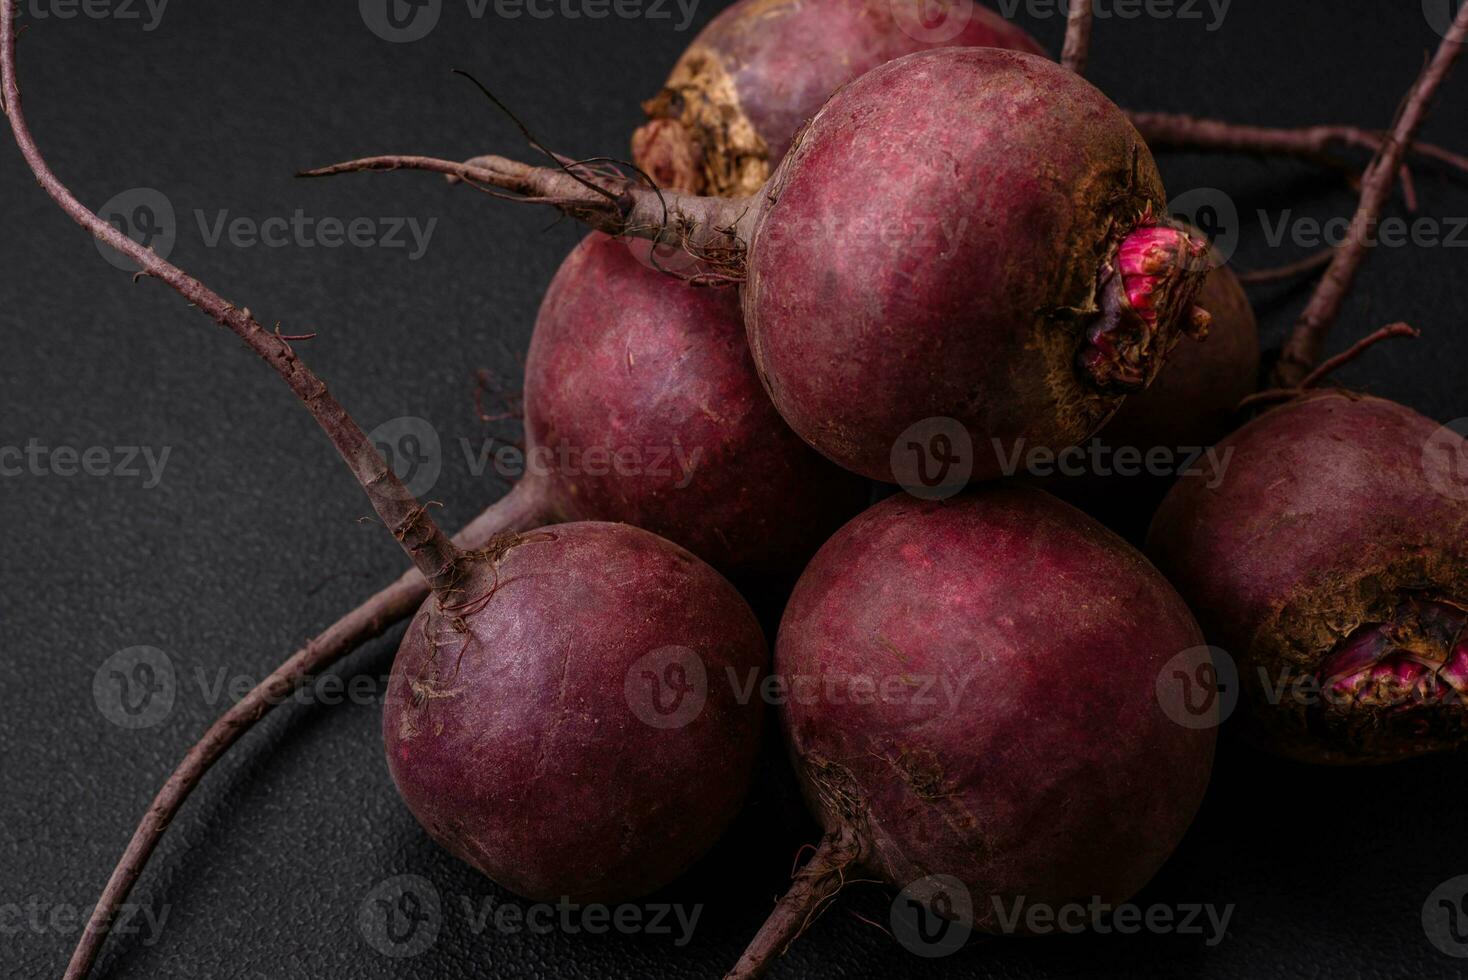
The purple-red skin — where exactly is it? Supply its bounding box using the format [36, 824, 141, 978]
[779, 487, 1216, 927]
[383, 521, 767, 903]
[522, 232, 867, 576]
[634, 0, 1044, 196]
[1147, 391, 1468, 764]
[743, 49, 1209, 483]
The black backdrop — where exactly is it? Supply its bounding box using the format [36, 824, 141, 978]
[3, 1, 1468, 977]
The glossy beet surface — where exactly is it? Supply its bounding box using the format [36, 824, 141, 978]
[1148, 391, 1468, 764]
[523, 232, 866, 576]
[383, 522, 767, 902]
[778, 487, 1216, 927]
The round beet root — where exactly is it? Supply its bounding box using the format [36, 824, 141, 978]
[523, 232, 866, 576]
[728, 487, 1215, 975]
[1148, 391, 1468, 765]
[633, 0, 1043, 196]
[743, 49, 1213, 482]
[383, 521, 767, 903]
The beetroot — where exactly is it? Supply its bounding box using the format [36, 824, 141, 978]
[312, 49, 1214, 483]
[523, 232, 866, 575]
[1147, 391, 1468, 765]
[728, 487, 1216, 976]
[384, 520, 766, 902]
[633, 0, 1043, 196]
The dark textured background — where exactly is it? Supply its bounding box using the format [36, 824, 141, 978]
[3, 1, 1468, 977]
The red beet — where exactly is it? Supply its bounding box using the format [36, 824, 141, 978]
[312, 49, 1214, 485]
[633, 0, 1043, 196]
[1147, 391, 1468, 764]
[728, 486, 1216, 976]
[523, 232, 866, 575]
[383, 521, 767, 902]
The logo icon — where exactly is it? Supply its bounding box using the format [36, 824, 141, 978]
[360, 0, 442, 43]
[1423, 0, 1466, 39]
[367, 416, 443, 500]
[1423, 875, 1468, 957]
[1422, 419, 1468, 502]
[891, 417, 973, 500]
[891, 874, 973, 958]
[625, 646, 708, 729]
[890, 0, 974, 43]
[1156, 645, 1238, 729]
[95, 188, 177, 272]
[93, 646, 177, 729]
[1167, 187, 1239, 268]
[358, 875, 442, 958]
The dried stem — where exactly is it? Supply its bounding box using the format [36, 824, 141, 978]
[301, 153, 754, 277]
[1127, 111, 1468, 177]
[1273, 4, 1468, 387]
[61, 479, 552, 980]
[725, 828, 865, 980]
[1237, 322, 1419, 411]
[0, 4, 464, 594]
[1060, 0, 1093, 75]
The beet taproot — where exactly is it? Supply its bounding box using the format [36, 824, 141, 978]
[726, 486, 1216, 976]
[633, 0, 1044, 196]
[1147, 391, 1468, 764]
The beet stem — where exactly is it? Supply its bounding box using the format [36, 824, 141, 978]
[58, 477, 551, 980]
[299, 153, 754, 281]
[1128, 112, 1468, 178]
[1238, 322, 1420, 411]
[1235, 248, 1334, 285]
[1273, 3, 1468, 387]
[0, 5, 466, 597]
[1060, 0, 1094, 75]
[725, 827, 864, 980]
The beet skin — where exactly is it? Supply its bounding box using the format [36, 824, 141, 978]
[742, 49, 1211, 483]
[1148, 391, 1468, 764]
[634, 0, 1043, 197]
[522, 232, 866, 576]
[383, 522, 768, 903]
[778, 487, 1215, 929]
